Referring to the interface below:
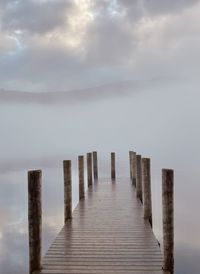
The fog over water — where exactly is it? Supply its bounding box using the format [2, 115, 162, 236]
[1, 1, 200, 273]
[0, 82, 200, 274]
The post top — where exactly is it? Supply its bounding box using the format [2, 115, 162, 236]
[142, 157, 150, 161]
[28, 170, 42, 175]
[162, 168, 174, 172]
[63, 160, 71, 167]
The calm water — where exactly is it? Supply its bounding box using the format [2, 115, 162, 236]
[0, 85, 200, 273]
[0, 160, 200, 274]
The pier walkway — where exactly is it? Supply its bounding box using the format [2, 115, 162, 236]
[35, 178, 165, 274]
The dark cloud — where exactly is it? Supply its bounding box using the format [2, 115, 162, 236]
[1, 0, 74, 34]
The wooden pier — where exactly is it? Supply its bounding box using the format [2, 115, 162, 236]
[28, 151, 174, 274]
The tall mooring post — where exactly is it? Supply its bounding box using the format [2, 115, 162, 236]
[136, 154, 143, 203]
[28, 170, 42, 274]
[129, 151, 133, 180]
[132, 152, 137, 186]
[87, 152, 93, 187]
[162, 169, 174, 273]
[111, 152, 116, 180]
[78, 155, 85, 200]
[63, 160, 72, 223]
[92, 151, 98, 180]
[142, 158, 152, 226]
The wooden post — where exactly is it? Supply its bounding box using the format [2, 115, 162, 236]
[136, 155, 143, 203]
[92, 151, 98, 180]
[78, 155, 85, 200]
[63, 160, 72, 223]
[87, 152, 93, 187]
[132, 152, 137, 186]
[162, 169, 174, 273]
[111, 152, 116, 180]
[28, 170, 42, 274]
[142, 158, 152, 226]
[129, 151, 133, 180]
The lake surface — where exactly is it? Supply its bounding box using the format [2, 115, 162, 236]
[0, 160, 200, 274]
[0, 85, 200, 273]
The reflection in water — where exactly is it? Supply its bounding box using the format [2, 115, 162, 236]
[0, 165, 200, 274]
[1, 87, 200, 273]
[0, 167, 79, 274]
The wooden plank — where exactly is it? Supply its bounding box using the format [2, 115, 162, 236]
[37, 179, 164, 274]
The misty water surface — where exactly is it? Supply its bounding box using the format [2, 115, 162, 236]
[0, 84, 200, 274]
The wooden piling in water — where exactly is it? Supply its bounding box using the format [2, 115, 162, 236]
[136, 154, 143, 203]
[78, 156, 85, 200]
[162, 169, 174, 273]
[129, 151, 133, 180]
[132, 152, 137, 186]
[142, 158, 152, 226]
[28, 170, 42, 274]
[63, 160, 72, 222]
[111, 152, 116, 180]
[92, 151, 98, 180]
[87, 152, 93, 187]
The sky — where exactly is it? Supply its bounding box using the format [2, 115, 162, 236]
[1, 1, 200, 274]
[0, 0, 200, 168]
[0, 0, 200, 92]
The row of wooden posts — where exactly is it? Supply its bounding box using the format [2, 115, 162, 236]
[28, 151, 174, 274]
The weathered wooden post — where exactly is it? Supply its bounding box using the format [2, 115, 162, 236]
[28, 170, 42, 274]
[142, 158, 152, 226]
[136, 154, 143, 203]
[129, 151, 133, 180]
[87, 152, 93, 187]
[162, 169, 174, 273]
[63, 160, 72, 223]
[111, 152, 116, 180]
[132, 152, 137, 186]
[78, 155, 85, 200]
[92, 151, 98, 180]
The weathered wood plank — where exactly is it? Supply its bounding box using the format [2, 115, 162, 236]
[37, 179, 163, 274]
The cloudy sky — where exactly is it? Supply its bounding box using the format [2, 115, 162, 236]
[1, 2, 200, 274]
[0, 0, 200, 92]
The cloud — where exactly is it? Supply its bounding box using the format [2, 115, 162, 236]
[1, 0, 75, 35]
[0, 31, 18, 53]
[0, 80, 139, 104]
[0, 76, 179, 105]
[0, 0, 200, 92]
[116, 0, 200, 17]
[83, 15, 136, 66]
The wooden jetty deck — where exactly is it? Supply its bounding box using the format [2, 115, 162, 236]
[35, 179, 164, 274]
[28, 152, 174, 274]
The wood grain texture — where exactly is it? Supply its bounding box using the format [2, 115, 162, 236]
[136, 155, 142, 203]
[63, 160, 72, 223]
[92, 151, 98, 180]
[78, 156, 85, 200]
[87, 153, 93, 187]
[36, 178, 164, 274]
[132, 152, 137, 186]
[28, 170, 42, 274]
[142, 158, 152, 227]
[162, 169, 174, 273]
[111, 152, 116, 180]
